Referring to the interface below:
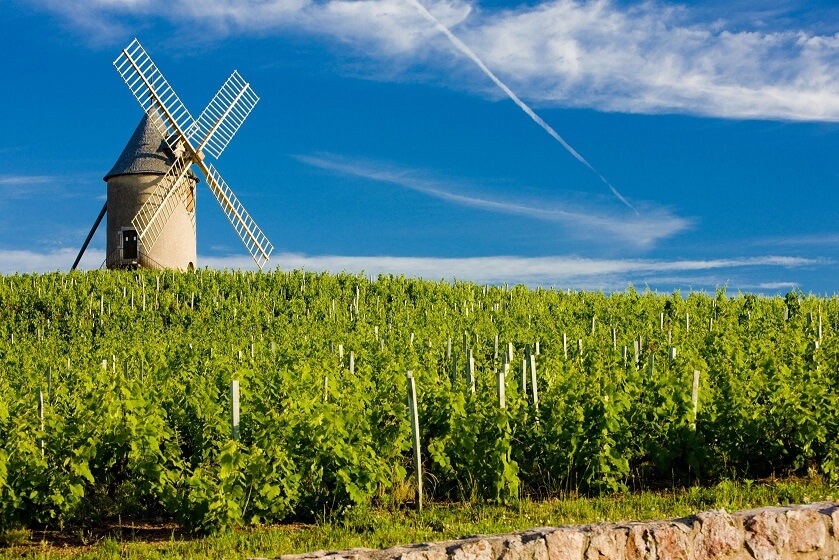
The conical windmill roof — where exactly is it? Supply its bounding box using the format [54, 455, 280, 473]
[104, 114, 198, 182]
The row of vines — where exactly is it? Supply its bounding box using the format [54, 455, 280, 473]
[1, 269, 838, 531]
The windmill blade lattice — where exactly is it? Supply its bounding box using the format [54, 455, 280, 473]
[189, 71, 260, 159]
[131, 155, 194, 252]
[114, 39, 196, 155]
[204, 163, 273, 269]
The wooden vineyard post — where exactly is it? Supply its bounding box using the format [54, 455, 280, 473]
[38, 388, 45, 456]
[494, 335, 499, 363]
[612, 328, 617, 350]
[563, 334, 568, 359]
[535, 341, 540, 355]
[230, 380, 240, 441]
[450, 352, 457, 387]
[577, 339, 583, 362]
[686, 313, 690, 332]
[669, 347, 677, 364]
[498, 354, 508, 409]
[406, 371, 422, 512]
[349, 351, 355, 375]
[520, 359, 527, 394]
[508, 342, 514, 364]
[622, 345, 628, 368]
[648, 354, 655, 377]
[691, 370, 700, 430]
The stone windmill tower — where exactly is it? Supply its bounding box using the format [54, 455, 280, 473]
[72, 39, 273, 271]
[102, 115, 199, 269]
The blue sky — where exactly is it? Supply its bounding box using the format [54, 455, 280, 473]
[1, 0, 837, 293]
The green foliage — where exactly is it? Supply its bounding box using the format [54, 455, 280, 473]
[1, 270, 838, 532]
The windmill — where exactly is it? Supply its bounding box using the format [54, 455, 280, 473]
[72, 38, 273, 271]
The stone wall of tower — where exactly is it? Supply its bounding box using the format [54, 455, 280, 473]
[105, 173, 198, 270]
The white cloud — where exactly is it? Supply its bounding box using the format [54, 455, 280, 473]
[0, 248, 104, 274]
[295, 153, 691, 248]
[0, 247, 824, 292]
[35, 0, 839, 121]
[202, 251, 825, 291]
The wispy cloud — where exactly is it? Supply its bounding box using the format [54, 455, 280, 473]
[0, 175, 56, 185]
[754, 232, 839, 248]
[34, 0, 839, 121]
[295, 153, 691, 248]
[0, 174, 100, 200]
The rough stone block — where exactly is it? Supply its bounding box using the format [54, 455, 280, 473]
[694, 510, 744, 560]
[545, 528, 588, 560]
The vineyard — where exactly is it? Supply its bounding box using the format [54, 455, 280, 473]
[1, 270, 838, 533]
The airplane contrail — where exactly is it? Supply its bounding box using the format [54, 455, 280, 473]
[405, 0, 638, 214]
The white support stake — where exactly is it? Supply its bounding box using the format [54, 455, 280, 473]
[498, 354, 508, 409]
[466, 349, 475, 394]
[691, 370, 700, 430]
[406, 371, 422, 512]
[230, 380, 240, 441]
[529, 353, 538, 410]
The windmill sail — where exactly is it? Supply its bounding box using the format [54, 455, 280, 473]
[190, 71, 260, 159]
[204, 164, 273, 269]
[114, 39, 195, 155]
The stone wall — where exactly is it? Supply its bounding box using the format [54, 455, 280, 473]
[253, 502, 839, 560]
